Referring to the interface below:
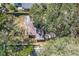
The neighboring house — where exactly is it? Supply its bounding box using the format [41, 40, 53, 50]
[14, 3, 32, 10]
[22, 3, 32, 10]
[14, 3, 23, 10]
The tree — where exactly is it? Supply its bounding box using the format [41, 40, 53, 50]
[0, 13, 33, 56]
[9, 4, 17, 12]
[30, 3, 79, 37]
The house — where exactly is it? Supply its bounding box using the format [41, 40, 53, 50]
[14, 3, 32, 10]
[14, 3, 23, 10]
[22, 3, 32, 10]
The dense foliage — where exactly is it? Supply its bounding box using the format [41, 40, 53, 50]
[0, 3, 79, 56]
[9, 4, 17, 12]
[30, 4, 79, 37]
[6, 45, 33, 56]
[30, 3, 79, 56]
[0, 13, 33, 56]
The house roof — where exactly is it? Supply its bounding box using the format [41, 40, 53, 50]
[22, 3, 32, 9]
[14, 3, 32, 9]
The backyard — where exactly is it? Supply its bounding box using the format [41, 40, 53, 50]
[0, 3, 79, 56]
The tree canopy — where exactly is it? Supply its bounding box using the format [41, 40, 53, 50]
[0, 13, 33, 56]
[30, 3, 79, 37]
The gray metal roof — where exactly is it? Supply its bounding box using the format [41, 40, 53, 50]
[14, 3, 32, 9]
[22, 3, 32, 9]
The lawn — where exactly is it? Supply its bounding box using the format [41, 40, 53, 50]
[40, 37, 79, 56]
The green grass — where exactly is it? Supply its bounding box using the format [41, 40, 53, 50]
[17, 46, 33, 56]
[40, 37, 79, 56]
[0, 45, 5, 56]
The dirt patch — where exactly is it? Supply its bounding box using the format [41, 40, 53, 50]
[33, 40, 48, 47]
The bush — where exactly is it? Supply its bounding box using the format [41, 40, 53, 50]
[17, 46, 33, 56]
[30, 4, 79, 37]
[0, 14, 33, 56]
[6, 45, 33, 56]
[9, 4, 17, 12]
[0, 45, 5, 56]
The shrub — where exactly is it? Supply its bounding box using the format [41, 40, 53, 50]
[9, 4, 17, 12]
[30, 4, 79, 37]
[17, 46, 33, 56]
